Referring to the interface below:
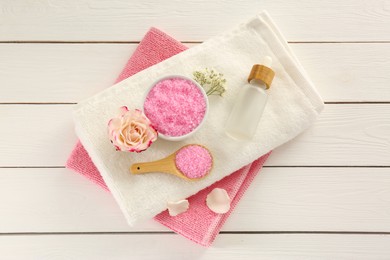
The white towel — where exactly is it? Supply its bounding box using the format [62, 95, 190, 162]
[73, 11, 324, 225]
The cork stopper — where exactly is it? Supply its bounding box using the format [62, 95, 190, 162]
[247, 56, 275, 89]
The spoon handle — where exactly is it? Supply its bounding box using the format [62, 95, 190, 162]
[130, 154, 176, 175]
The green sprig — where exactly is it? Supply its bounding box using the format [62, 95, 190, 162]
[193, 68, 227, 97]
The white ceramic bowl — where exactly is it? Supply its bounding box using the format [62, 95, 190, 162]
[143, 75, 209, 141]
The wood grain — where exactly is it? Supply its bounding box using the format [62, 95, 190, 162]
[1, 167, 389, 233]
[1, 0, 390, 256]
[0, 105, 76, 167]
[0, 234, 389, 259]
[1, 0, 390, 42]
[0, 104, 389, 167]
[267, 103, 390, 166]
[1, 43, 390, 102]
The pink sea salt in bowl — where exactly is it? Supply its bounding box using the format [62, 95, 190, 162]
[143, 75, 209, 141]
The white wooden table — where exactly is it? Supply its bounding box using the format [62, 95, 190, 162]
[1, 0, 390, 259]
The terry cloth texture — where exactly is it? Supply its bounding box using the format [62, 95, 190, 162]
[72, 11, 324, 233]
[66, 27, 271, 246]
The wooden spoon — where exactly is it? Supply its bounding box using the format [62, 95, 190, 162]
[130, 144, 213, 181]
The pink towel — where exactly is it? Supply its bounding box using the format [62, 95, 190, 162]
[66, 27, 271, 246]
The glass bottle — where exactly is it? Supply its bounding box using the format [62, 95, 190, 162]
[225, 56, 275, 140]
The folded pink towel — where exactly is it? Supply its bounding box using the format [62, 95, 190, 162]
[66, 27, 270, 246]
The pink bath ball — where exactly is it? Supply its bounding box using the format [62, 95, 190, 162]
[144, 77, 207, 137]
[175, 145, 213, 179]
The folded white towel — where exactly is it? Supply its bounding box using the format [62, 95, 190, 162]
[73, 11, 324, 225]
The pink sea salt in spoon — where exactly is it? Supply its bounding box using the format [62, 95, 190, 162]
[130, 144, 213, 181]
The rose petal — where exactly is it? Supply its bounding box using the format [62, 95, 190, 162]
[108, 118, 121, 129]
[167, 200, 189, 216]
[119, 106, 129, 115]
[206, 188, 231, 214]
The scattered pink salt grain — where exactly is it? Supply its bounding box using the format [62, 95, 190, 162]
[175, 145, 213, 179]
[143, 77, 207, 137]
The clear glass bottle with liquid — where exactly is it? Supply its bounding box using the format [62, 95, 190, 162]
[225, 56, 275, 140]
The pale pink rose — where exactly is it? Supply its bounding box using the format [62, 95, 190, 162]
[108, 106, 158, 153]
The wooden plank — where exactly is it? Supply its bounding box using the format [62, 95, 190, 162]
[1, 43, 390, 103]
[0, 104, 389, 167]
[0, 44, 134, 103]
[0, 105, 76, 167]
[0, 167, 389, 232]
[267, 103, 390, 166]
[1, 0, 390, 42]
[292, 43, 390, 102]
[0, 234, 389, 259]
